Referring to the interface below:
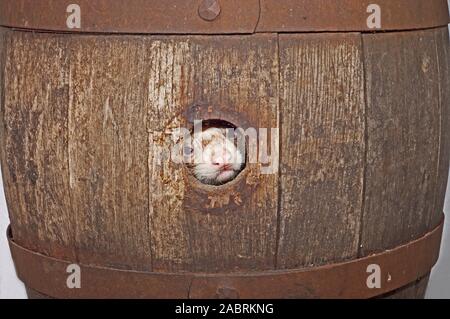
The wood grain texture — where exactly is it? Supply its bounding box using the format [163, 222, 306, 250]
[433, 27, 450, 228]
[1, 32, 279, 273]
[145, 38, 192, 272]
[0, 27, 447, 299]
[0, 31, 76, 260]
[360, 29, 443, 256]
[277, 33, 365, 268]
[68, 36, 152, 270]
[146, 35, 279, 272]
[0, 28, 6, 198]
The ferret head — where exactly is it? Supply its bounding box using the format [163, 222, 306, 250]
[186, 127, 245, 186]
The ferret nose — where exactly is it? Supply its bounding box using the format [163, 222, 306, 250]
[212, 150, 232, 166]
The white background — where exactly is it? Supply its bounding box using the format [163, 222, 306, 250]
[0, 6, 449, 299]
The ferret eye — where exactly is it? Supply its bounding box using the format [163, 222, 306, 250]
[184, 146, 194, 156]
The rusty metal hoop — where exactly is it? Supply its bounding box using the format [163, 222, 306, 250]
[0, 0, 448, 34]
[7, 217, 444, 299]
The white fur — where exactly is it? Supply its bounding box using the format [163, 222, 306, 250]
[189, 128, 244, 185]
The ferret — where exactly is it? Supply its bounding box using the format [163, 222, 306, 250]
[185, 127, 245, 186]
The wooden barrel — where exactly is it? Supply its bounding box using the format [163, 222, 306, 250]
[0, 0, 449, 299]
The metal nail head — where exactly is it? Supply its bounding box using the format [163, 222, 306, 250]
[198, 0, 221, 21]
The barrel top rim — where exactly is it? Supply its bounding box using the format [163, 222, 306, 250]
[0, 0, 449, 35]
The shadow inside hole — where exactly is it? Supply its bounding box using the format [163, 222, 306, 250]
[192, 119, 237, 131]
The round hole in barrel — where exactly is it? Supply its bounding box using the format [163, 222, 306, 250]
[185, 119, 246, 186]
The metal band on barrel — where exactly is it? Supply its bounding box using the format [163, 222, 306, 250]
[0, 0, 448, 34]
[7, 216, 444, 299]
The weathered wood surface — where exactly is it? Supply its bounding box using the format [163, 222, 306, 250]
[68, 37, 152, 270]
[0, 26, 448, 299]
[0, 31, 279, 273]
[147, 35, 279, 272]
[0, 29, 5, 200]
[433, 28, 450, 229]
[360, 29, 445, 256]
[277, 33, 365, 268]
[0, 30, 77, 261]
